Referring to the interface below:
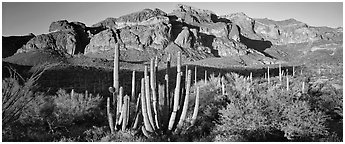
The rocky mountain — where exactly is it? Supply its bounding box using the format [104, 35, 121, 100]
[3, 4, 342, 67]
[221, 13, 342, 45]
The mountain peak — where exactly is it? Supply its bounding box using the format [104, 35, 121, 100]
[175, 4, 215, 14]
[116, 8, 167, 23]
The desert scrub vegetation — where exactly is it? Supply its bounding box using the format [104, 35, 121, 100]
[3, 59, 342, 142]
[212, 72, 342, 142]
[2, 64, 106, 141]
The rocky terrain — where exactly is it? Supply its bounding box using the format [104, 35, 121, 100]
[2, 3, 342, 78]
[2, 4, 343, 142]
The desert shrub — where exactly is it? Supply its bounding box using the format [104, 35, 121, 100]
[2, 66, 46, 126]
[308, 82, 343, 116]
[14, 88, 104, 141]
[178, 74, 228, 141]
[21, 89, 103, 126]
[83, 126, 109, 142]
[213, 73, 330, 142]
[2, 64, 57, 141]
[53, 89, 103, 125]
[81, 126, 145, 142]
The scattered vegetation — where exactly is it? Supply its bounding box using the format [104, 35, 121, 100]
[2, 62, 342, 142]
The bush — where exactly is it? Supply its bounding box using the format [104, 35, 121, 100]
[21, 89, 103, 128]
[213, 73, 331, 142]
[178, 74, 228, 141]
[4, 88, 105, 142]
[2, 66, 46, 126]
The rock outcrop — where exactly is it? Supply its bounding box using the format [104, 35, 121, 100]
[92, 8, 168, 29]
[222, 13, 343, 45]
[212, 37, 248, 57]
[174, 27, 194, 48]
[221, 12, 261, 40]
[170, 4, 216, 26]
[199, 22, 230, 38]
[15, 20, 91, 55]
[49, 20, 87, 32]
[49, 20, 90, 53]
[90, 8, 171, 51]
[18, 30, 79, 55]
[84, 29, 117, 54]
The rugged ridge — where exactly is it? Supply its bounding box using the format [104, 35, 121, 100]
[3, 4, 342, 67]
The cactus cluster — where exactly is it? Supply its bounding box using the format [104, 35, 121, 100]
[107, 45, 200, 138]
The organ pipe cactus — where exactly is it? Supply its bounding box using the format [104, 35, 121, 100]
[191, 87, 200, 126]
[107, 50, 199, 137]
[131, 71, 136, 101]
[177, 69, 191, 129]
[140, 78, 154, 132]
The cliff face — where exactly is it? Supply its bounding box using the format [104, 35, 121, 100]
[5, 4, 342, 66]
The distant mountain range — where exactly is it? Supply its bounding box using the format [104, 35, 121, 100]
[2, 4, 343, 67]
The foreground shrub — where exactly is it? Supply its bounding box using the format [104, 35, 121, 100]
[2, 66, 47, 126]
[3, 88, 105, 141]
[214, 73, 331, 142]
[178, 74, 228, 141]
[21, 89, 103, 127]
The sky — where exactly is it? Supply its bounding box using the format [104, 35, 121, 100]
[2, 2, 343, 36]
